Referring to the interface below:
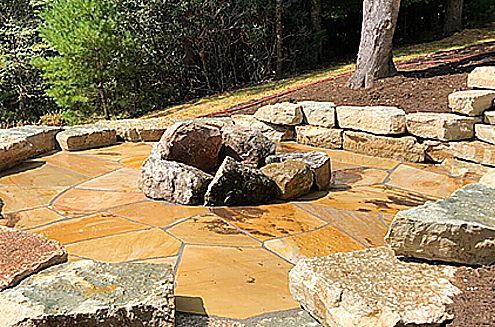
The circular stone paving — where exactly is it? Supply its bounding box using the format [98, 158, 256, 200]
[0, 141, 476, 321]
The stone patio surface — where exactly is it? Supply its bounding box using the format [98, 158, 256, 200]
[0, 141, 475, 320]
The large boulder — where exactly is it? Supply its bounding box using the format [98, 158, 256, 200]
[296, 126, 343, 149]
[467, 66, 495, 90]
[289, 247, 460, 327]
[266, 151, 332, 190]
[56, 126, 117, 151]
[231, 114, 295, 142]
[448, 90, 495, 116]
[155, 121, 222, 173]
[336, 106, 406, 135]
[139, 155, 213, 205]
[204, 157, 280, 206]
[385, 183, 495, 265]
[220, 126, 276, 167]
[0, 227, 67, 291]
[261, 160, 314, 200]
[406, 113, 477, 141]
[300, 101, 336, 128]
[0, 260, 175, 326]
[254, 102, 304, 126]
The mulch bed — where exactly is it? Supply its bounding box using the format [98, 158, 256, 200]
[446, 265, 495, 326]
[222, 42, 495, 116]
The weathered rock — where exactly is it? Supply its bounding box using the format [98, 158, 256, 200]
[289, 247, 459, 327]
[173, 117, 234, 130]
[300, 101, 336, 128]
[485, 110, 495, 124]
[261, 160, 314, 199]
[451, 141, 495, 166]
[0, 199, 3, 219]
[254, 102, 304, 126]
[475, 124, 495, 145]
[0, 227, 67, 291]
[140, 155, 212, 205]
[56, 126, 117, 151]
[95, 118, 171, 142]
[155, 121, 222, 172]
[448, 90, 495, 116]
[480, 169, 495, 188]
[441, 157, 493, 180]
[296, 126, 343, 149]
[0, 126, 61, 172]
[467, 66, 495, 90]
[220, 126, 276, 167]
[336, 106, 406, 135]
[204, 157, 279, 206]
[424, 140, 454, 163]
[231, 114, 295, 142]
[343, 131, 425, 162]
[266, 151, 332, 190]
[406, 113, 477, 141]
[0, 260, 175, 326]
[385, 183, 495, 265]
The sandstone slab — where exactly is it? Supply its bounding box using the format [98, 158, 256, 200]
[266, 151, 332, 190]
[156, 121, 222, 172]
[475, 124, 495, 145]
[451, 140, 495, 166]
[95, 118, 171, 142]
[0, 260, 175, 326]
[204, 157, 279, 206]
[220, 126, 276, 167]
[406, 113, 477, 141]
[289, 247, 459, 327]
[448, 90, 495, 116]
[139, 155, 213, 205]
[467, 66, 495, 90]
[56, 126, 117, 151]
[254, 102, 304, 126]
[336, 106, 406, 135]
[0, 227, 67, 291]
[480, 169, 495, 188]
[386, 183, 495, 265]
[300, 101, 336, 128]
[261, 160, 314, 200]
[296, 126, 343, 149]
[231, 114, 295, 142]
[343, 131, 425, 162]
[485, 111, 495, 124]
[424, 140, 454, 163]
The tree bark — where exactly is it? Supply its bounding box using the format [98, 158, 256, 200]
[311, 0, 323, 62]
[275, 0, 284, 78]
[444, 0, 463, 35]
[348, 0, 401, 89]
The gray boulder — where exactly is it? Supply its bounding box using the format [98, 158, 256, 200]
[261, 160, 314, 200]
[204, 157, 280, 206]
[385, 183, 495, 265]
[0, 260, 175, 326]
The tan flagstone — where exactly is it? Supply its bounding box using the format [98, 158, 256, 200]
[386, 164, 470, 198]
[120, 155, 148, 169]
[264, 226, 365, 264]
[75, 142, 152, 161]
[325, 149, 400, 170]
[77, 168, 140, 192]
[30, 213, 148, 244]
[0, 208, 63, 230]
[175, 245, 298, 319]
[332, 167, 388, 187]
[41, 151, 122, 177]
[168, 214, 260, 247]
[51, 188, 146, 217]
[211, 203, 326, 241]
[65, 228, 181, 263]
[108, 201, 209, 228]
[134, 256, 179, 268]
[0, 186, 64, 213]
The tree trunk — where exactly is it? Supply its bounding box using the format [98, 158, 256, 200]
[311, 0, 323, 62]
[348, 0, 401, 89]
[444, 0, 463, 35]
[275, 0, 284, 78]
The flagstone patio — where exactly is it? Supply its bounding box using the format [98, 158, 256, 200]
[0, 141, 475, 320]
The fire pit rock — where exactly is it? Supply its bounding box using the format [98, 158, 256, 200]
[261, 160, 314, 200]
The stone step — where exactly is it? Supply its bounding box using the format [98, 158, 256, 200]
[406, 112, 477, 141]
[448, 90, 495, 116]
[56, 126, 117, 151]
[95, 118, 171, 142]
[336, 106, 406, 135]
[299, 101, 336, 128]
[451, 140, 495, 167]
[254, 102, 304, 126]
[475, 124, 495, 145]
[468, 66, 495, 90]
[296, 126, 343, 149]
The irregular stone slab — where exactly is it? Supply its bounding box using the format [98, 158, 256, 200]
[266, 151, 332, 190]
[343, 131, 425, 162]
[448, 90, 495, 116]
[424, 140, 454, 163]
[231, 114, 295, 142]
[480, 169, 495, 188]
[140, 155, 212, 205]
[0, 260, 175, 326]
[204, 157, 280, 206]
[220, 126, 276, 167]
[406, 113, 477, 141]
[56, 126, 117, 151]
[386, 183, 495, 265]
[0, 226, 67, 291]
[254, 102, 304, 126]
[300, 101, 336, 128]
[475, 124, 495, 145]
[261, 160, 314, 200]
[485, 111, 495, 124]
[468, 66, 495, 90]
[451, 141, 495, 166]
[296, 126, 343, 149]
[0, 126, 61, 171]
[289, 247, 459, 327]
[95, 118, 171, 142]
[155, 121, 222, 172]
[336, 106, 406, 135]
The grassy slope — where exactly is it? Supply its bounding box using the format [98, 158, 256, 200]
[143, 25, 495, 121]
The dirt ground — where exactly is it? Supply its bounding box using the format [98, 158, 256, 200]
[223, 42, 495, 116]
